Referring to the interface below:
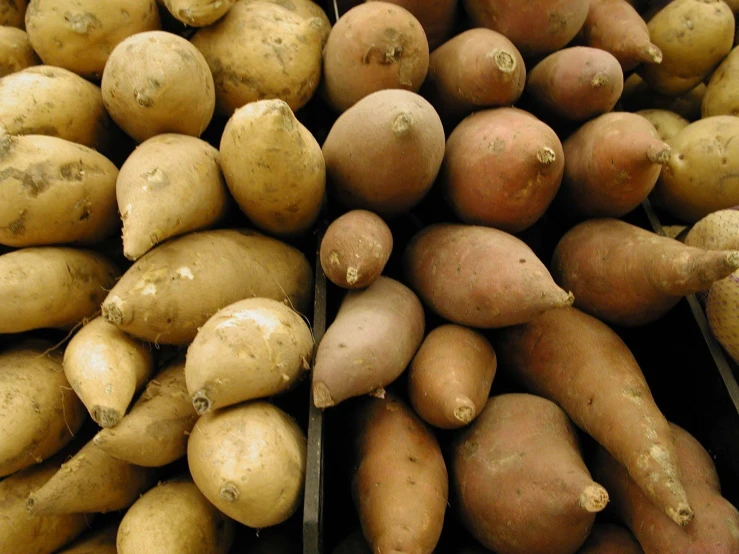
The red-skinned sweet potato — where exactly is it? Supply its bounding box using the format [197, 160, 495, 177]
[366, 0, 458, 50]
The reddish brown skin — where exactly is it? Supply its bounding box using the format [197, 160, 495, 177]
[366, 0, 458, 50]
[462, 0, 591, 57]
[421, 28, 526, 126]
[452, 393, 607, 554]
[593, 424, 739, 554]
[442, 108, 564, 233]
[576, 524, 644, 553]
[551, 218, 739, 326]
[525, 46, 624, 121]
[403, 223, 574, 328]
[493, 307, 692, 527]
[352, 394, 448, 554]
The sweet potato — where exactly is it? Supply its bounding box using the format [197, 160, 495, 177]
[620, 73, 707, 121]
[0, 342, 86, 477]
[442, 107, 563, 232]
[0, 246, 119, 333]
[452, 393, 609, 554]
[319, 209, 393, 289]
[408, 324, 496, 429]
[190, 1, 323, 116]
[462, 0, 591, 57]
[578, 0, 662, 70]
[702, 45, 739, 117]
[117, 478, 235, 554]
[635, 109, 690, 141]
[0, 454, 90, 554]
[576, 524, 644, 554]
[186, 298, 313, 414]
[404, 223, 574, 328]
[592, 423, 739, 553]
[93, 360, 197, 467]
[653, 116, 739, 222]
[0, 0, 25, 28]
[551, 218, 739, 325]
[421, 29, 525, 127]
[322, 89, 445, 217]
[312, 276, 425, 408]
[26, 438, 156, 515]
[525, 47, 624, 122]
[557, 112, 670, 218]
[352, 394, 447, 554]
[242, 0, 331, 46]
[63, 316, 155, 428]
[57, 524, 118, 554]
[493, 307, 693, 526]
[219, 99, 325, 237]
[187, 401, 307, 528]
[25, 0, 161, 80]
[366, 0, 457, 50]
[321, 2, 429, 113]
[161, 0, 237, 26]
[638, 0, 735, 95]
[117, 133, 228, 260]
[101, 229, 312, 345]
[0, 26, 38, 76]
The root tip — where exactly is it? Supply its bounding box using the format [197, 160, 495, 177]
[313, 382, 335, 409]
[453, 400, 476, 424]
[669, 503, 695, 526]
[647, 143, 671, 165]
[578, 483, 610, 513]
[392, 113, 414, 137]
[91, 406, 121, 428]
[536, 146, 557, 166]
[192, 391, 212, 415]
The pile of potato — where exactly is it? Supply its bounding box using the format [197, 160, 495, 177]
[0, 0, 738, 552]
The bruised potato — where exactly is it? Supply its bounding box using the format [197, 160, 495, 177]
[0, 26, 38, 76]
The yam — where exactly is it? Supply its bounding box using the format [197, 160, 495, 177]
[451, 393, 609, 554]
[576, 524, 644, 554]
[161, 0, 237, 26]
[404, 223, 574, 328]
[635, 109, 690, 141]
[367, 0, 457, 50]
[101, 229, 312, 345]
[702, 45, 739, 117]
[57, 524, 118, 554]
[0, 26, 39, 77]
[312, 276, 425, 408]
[117, 133, 229, 260]
[0, 0, 25, 28]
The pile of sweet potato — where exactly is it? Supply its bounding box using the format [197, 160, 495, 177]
[0, 0, 738, 552]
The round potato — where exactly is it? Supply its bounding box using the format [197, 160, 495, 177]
[241, 0, 330, 46]
[25, 0, 161, 80]
[636, 109, 690, 141]
[0, 0, 26, 28]
[162, 0, 237, 27]
[0, 26, 38, 77]
[703, 45, 739, 117]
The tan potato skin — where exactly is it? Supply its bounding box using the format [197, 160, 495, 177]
[621, 73, 707, 121]
[0, 246, 119, 333]
[117, 134, 229, 260]
[576, 524, 644, 554]
[0, 0, 26, 28]
[191, 1, 323, 116]
[442, 108, 564, 232]
[163, 0, 237, 26]
[462, 0, 590, 58]
[452, 393, 609, 554]
[702, 45, 739, 117]
[404, 223, 574, 328]
[101, 229, 313, 345]
[0, 454, 90, 554]
[408, 324, 496, 429]
[684, 208, 739, 251]
[102, 31, 215, 143]
[639, 0, 735, 96]
[312, 276, 425, 409]
[322, 2, 429, 113]
[320, 209, 393, 289]
[187, 401, 307, 528]
[593, 424, 739, 553]
[636, 109, 690, 141]
[185, 298, 314, 414]
[706, 272, 739, 363]
[25, 0, 161, 80]
[56, 523, 118, 554]
[366, 0, 457, 50]
[117, 479, 235, 554]
[0, 26, 38, 76]
[323, 89, 445, 217]
[525, 47, 624, 121]
[0, 343, 86, 477]
[352, 394, 448, 554]
[93, 360, 198, 467]
[241, 0, 331, 46]
[220, 100, 325, 237]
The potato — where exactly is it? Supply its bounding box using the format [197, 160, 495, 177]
[0, 246, 119, 333]
[576, 524, 644, 554]
[322, 2, 429, 113]
[0, 26, 38, 76]
[323, 89, 445, 217]
[161, 0, 237, 26]
[25, 0, 161, 80]
[117, 134, 229, 260]
[0, 66, 114, 152]
[0, 134, 119, 247]
[241, 0, 331, 46]
[408, 324, 496, 429]
[0, 0, 25, 28]
[0, 342, 86, 477]
[186, 298, 313, 414]
[639, 0, 735, 95]
[442, 107, 564, 232]
[190, 1, 323, 116]
[653, 115, 739, 222]
[620, 73, 707, 121]
[368, 0, 458, 50]
[93, 360, 198, 467]
[636, 109, 690, 141]
[117, 478, 235, 554]
[702, 45, 739, 117]
[219, 100, 325, 236]
[319, 209, 393, 289]
[684, 207, 739, 251]
[57, 524, 118, 554]
[101, 31, 215, 143]
[187, 401, 307, 528]
[707, 276, 739, 363]
[102, 229, 312, 345]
